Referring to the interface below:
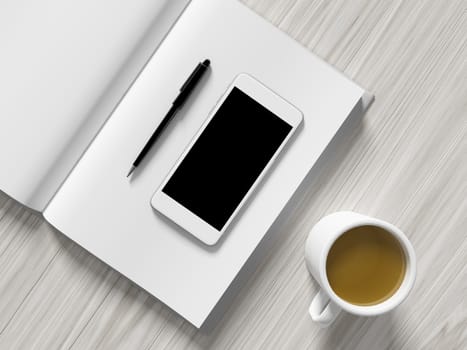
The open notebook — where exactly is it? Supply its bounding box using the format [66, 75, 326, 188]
[0, 0, 372, 327]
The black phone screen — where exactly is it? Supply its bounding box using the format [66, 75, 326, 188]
[163, 87, 292, 230]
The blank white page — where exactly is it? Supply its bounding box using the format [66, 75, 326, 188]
[0, 0, 190, 211]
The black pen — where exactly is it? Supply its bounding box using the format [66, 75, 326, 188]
[127, 59, 211, 177]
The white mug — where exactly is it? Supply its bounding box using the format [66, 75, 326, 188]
[305, 211, 416, 327]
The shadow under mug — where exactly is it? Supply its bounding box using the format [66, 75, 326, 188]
[305, 211, 416, 327]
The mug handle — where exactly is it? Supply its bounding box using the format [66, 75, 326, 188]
[309, 289, 341, 327]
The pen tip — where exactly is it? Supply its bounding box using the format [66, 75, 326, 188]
[127, 166, 135, 178]
[203, 59, 210, 67]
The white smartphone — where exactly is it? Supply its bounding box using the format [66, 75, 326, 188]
[151, 73, 303, 245]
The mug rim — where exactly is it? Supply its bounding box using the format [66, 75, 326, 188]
[318, 216, 416, 316]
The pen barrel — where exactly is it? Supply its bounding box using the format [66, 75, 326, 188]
[173, 63, 209, 107]
[133, 104, 179, 167]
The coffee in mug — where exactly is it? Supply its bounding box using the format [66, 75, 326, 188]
[326, 225, 406, 306]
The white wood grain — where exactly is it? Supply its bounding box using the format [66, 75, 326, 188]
[0, 0, 466, 348]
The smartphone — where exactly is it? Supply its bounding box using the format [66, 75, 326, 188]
[151, 73, 303, 245]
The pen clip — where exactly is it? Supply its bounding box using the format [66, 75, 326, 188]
[180, 64, 201, 92]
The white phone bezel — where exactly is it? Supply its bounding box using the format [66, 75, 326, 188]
[151, 73, 303, 245]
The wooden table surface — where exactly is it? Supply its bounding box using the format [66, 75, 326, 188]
[1, 0, 466, 348]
